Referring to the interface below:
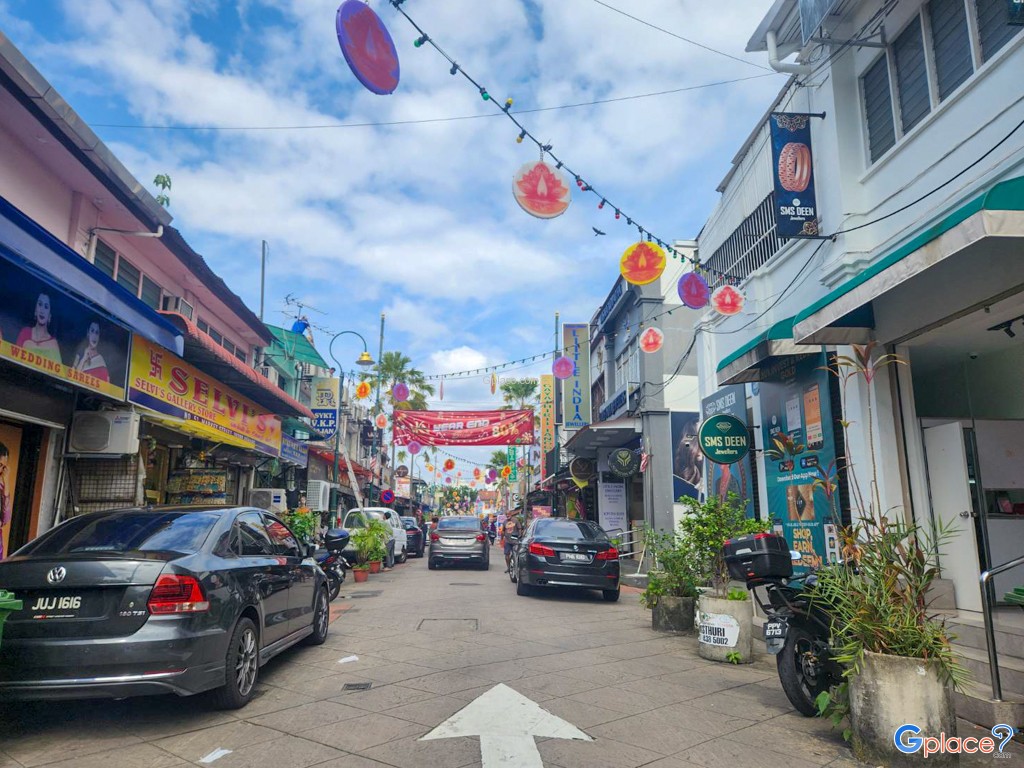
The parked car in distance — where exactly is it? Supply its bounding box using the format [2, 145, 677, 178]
[512, 518, 619, 601]
[428, 515, 490, 570]
[341, 507, 407, 567]
[0, 506, 330, 708]
[400, 516, 425, 557]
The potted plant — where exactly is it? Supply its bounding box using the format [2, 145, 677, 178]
[282, 508, 317, 546]
[674, 493, 768, 663]
[641, 528, 699, 633]
[811, 344, 963, 767]
[366, 519, 391, 573]
[351, 528, 377, 578]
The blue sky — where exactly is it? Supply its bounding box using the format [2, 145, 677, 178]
[0, 0, 784, 475]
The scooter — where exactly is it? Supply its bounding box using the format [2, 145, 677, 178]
[723, 532, 843, 717]
[315, 528, 352, 602]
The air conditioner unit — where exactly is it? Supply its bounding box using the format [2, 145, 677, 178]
[69, 411, 140, 455]
[259, 366, 280, 386]
[306, 480, 335, 512]
[161, 295, 194, 320]
[250, 488, 288, 514]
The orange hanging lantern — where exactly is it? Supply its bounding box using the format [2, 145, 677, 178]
[355, 381, 371, 399]
[426, 464, 434, 472]
[711, 284, 745, 316]
[501, 465, 512, 478]
[374, 412, 388, 429]
[444, 458, 456, 472]
[620, 241, 666, 286]
[473, 467, 482, 479]
[639, 327, 664, 353]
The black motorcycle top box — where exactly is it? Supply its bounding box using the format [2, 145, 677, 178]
[724, 532, 793, 581]
[325, 528, 351, 552]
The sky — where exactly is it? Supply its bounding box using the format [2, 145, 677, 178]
[0, 0, 784, 479]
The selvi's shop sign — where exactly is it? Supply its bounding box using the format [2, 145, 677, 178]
[0, 253, 131, 400]
[698, 414, 750, 465]
[128, 335, 283, 456]
[769, 112, 823, 238]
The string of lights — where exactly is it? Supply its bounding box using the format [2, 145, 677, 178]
[388, 0, 744, 285]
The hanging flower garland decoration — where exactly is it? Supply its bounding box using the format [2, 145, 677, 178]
[473, 467, 482, 479]
[374, 412, 389, 429]
[501, 465, 512, 478]
[711, 284, 746, 316]
[335, 0, 400, 95]
[678, 272, 711, 310]
[552, 356, 575, 380]
[443, 458, 456, 472]
[639, 327, 664, 353]
[407, 440, 421, 455]
[355, 381, 372, 399]
[392, 382, 409, 402]
[513, 160, 572, 219]
[620, 241, 667, 286]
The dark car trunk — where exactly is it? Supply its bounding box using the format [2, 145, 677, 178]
[536, 537, 613, 566]
[434, 530, 482, 547]
[0, 553, 174, 639]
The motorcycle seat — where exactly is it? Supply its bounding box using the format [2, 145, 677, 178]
[313, 548, 330, 559]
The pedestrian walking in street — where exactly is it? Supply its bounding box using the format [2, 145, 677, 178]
[503, 515, 521, 573]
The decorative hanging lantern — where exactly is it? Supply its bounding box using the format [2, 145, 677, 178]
[392, 382, 409, 402]
[620, 241, 666, 286]
[444, 458, 456, 471]
[552, 356, 574, 380]
[639, 327, 664, 353]
[501, 465, 512, 478]
[374, 412, 388, 429]
[517, 457, 525, 468]
[426, 463, 434, 472]
[490, 373, 497, 395]
[678, 272, 711, 310]
[512, 160, 572, 219]
[473, 467, 482, 479]
[456, 471, 462, 478]
[335, 0, 400, 95]
[445, 476, 453, 484]
[711, 284, 746, 316]
[487, 468, 498, 482]
[355, 381, 372, 399]
[439, 378, 444, 401]
[470, 481, 477, 488]
[408, 440, 421, 455]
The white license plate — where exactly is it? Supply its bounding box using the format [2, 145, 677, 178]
[441, 538, 473, 546]
[25, 594, 85, 618]
[562, 552, 592, 562]
[764, 620, 787, 637]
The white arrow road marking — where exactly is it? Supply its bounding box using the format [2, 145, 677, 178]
[421, 683, 591, 768]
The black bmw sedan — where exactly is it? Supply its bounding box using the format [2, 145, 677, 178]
[511, 518, 620, 601]
[0, 506, 330, 708]
[400, 516, 425, 557]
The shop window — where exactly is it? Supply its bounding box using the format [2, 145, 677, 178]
[893, 17, 932, 133]
[93, 239, 117, 278]
[235, 348, 247, 364]
[197, 319, 209, 334]
[140, 275, 162, 309]
[222, 339, 236, 355]
[975, 0, 1023, 61]
[208, 327, 223, 345]
[862, 54, 897, 161]
[116, 257, 141, 295]
[929, 0, 974, 99]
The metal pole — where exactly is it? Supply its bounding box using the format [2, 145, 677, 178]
[371, 313, 386, 502]
[979, 554, 1024, 700]
[260, 240, 267, 321]
[333, 366, 344, 487]
[553, 311, 560, 516]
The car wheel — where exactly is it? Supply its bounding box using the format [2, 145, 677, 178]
[516, 579, 533, 597]
[211, 617, 259, 710]
[480, 555, 490, 571]
[603, 587, 620, 602]
[397, 546, 408, 564]
[428, 559, 437, 570]
[305, 587, 330, 646]
[508, 554, 518, 583]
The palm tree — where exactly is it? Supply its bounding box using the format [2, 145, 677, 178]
[499, 378, 538, 411]
[361, 351, 435, 411]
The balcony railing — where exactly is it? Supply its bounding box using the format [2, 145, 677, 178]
[701, 193, 785, 283]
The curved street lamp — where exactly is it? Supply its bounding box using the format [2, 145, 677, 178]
[328, 332, 375, 497]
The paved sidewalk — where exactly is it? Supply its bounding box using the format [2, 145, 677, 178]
[1, 556, 1019, 767]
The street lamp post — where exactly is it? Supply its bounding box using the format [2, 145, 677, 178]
[328, 331, 375, 515]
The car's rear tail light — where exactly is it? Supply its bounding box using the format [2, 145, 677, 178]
[476, 534, 486, 542]
[596, 547, 619, 561]
[529, 542, 556, 557]
[431, 533, 440, 542]
[148, 574, 209, 614]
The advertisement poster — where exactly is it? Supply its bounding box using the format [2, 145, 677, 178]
[598, 476, 628, 534]
[531, 505, 553, 519]
[396, 476, 411, 499]
[311, 377, 340, 436]
[769, 113, 820, 238]
[128, 335, 282, 456]
[758, 352, 840, 573]
[0, 423, 21, 560]
[561, 323, 592, 431]
[670, 411, 703, 502]
[280, 433, 309, 467]
[701, 386, 755, 517]
[0, 255, 130, 400]
[393, 410, 534, 446]
[539, 374, 555, 455]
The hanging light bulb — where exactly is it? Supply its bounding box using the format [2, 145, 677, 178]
[504, 97, 514, 111]
[414, 34, 429, 47]
[480, 88, 490, 101]
[516, 130, 526, 144]
[615, 210, 621, 220]
[450, 63, 459, 75]
[598, 200, 605, 210]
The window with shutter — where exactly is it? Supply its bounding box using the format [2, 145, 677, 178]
[862, 54, 897, 162]
[93, 240, 117, 278]
[116, 257, 141, 295]
[929, 0, 974, 99]
[140, 276, 162, 309]
[975, 0, 1023, 61]
[893, 17, 932, 133]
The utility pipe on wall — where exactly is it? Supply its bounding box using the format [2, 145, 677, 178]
[86, 225, 164, 263]
[767, 30, 814, 76]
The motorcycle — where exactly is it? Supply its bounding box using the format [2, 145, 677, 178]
[723, 532, 843, 717]
[315, 528, 352, 602]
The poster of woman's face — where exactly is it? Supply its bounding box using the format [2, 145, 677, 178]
[0, 256, 130, 394]
[671, 412, 703, 501]
[0, 423, 22, 560]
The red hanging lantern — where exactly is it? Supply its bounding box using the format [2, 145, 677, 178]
[711, 284, 745, 316]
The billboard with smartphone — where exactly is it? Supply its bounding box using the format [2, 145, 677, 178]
[758, 352, 841, 573]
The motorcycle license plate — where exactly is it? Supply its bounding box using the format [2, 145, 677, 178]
[764, 620, 788, 654]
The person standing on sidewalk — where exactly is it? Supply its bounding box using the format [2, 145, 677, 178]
[503, 515, 522, 573]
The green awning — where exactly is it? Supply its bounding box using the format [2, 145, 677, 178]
[265, 324, 329, 369]
[793, 175, 1024, 344]
[715, 316, 813, 385]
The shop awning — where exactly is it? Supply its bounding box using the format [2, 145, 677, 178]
[792, 176, 1024, 345]
[563, 417, 641, 459]
[715, 316, 815, 385]
[0, 195, 183, 355]
[159, 312, 315, 419]
[141, 411, 256, 450]
[265, 325, 329, 369]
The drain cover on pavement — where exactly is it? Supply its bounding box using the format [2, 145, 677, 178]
[342, 682, 373, 691]
[348, 591, 382, 599]
[417, 618, 479, 632]
[448, 582, 481, 587]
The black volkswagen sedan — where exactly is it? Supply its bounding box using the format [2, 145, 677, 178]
[0, 506, 330, 708]
[400, 516, 425, 557]
[512, 518, 619, 601]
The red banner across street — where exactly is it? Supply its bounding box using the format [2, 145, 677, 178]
[392, 410, 534, 446]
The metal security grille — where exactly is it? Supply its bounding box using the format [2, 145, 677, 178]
[702, 193, 785, 283]
[67, 456, 139, 516]
[929, 0, 974, 100]
[862, 54, 897, 161]
[893, 18, 931, 133]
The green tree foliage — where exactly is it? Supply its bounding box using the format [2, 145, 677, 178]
[153, 173, 172, 208]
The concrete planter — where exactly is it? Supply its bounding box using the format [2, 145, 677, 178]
[652, 596, 695, 633]
[849, 650, 956, 767]
[697, 594, 753, 663]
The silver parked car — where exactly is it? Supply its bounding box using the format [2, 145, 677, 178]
[428, 516, 490, 570]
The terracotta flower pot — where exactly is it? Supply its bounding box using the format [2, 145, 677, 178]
[353, 568, 369, 583]
[368, 560, 382, 574]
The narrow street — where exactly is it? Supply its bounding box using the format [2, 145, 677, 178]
[0, 556, 863, 768]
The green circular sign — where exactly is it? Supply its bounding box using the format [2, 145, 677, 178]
[698, 414, 750, 465]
